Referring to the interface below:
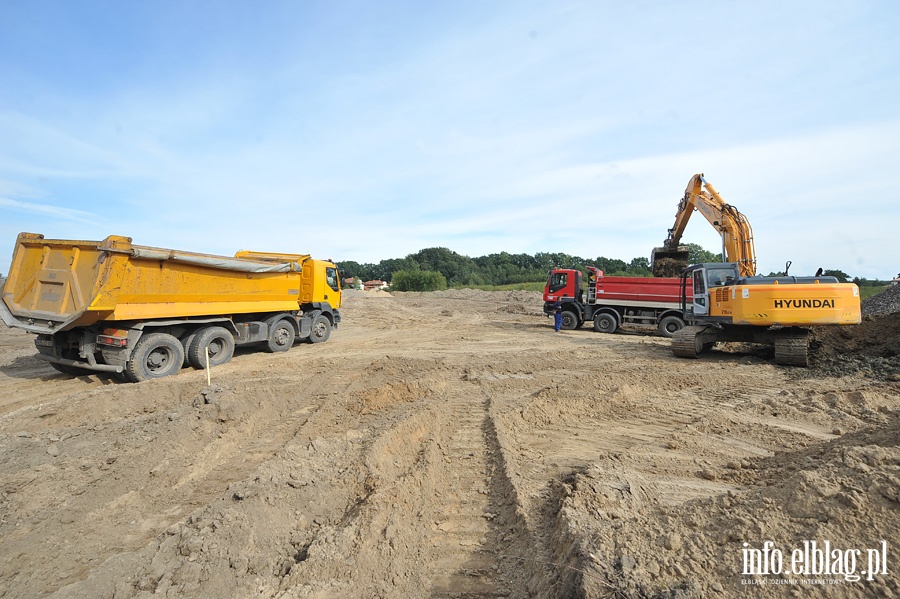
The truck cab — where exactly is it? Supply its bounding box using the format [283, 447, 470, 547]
[542, 268, 584, 328]
[544, 269, 583, 303]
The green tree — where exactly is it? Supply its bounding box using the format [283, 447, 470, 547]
[371, 258, 418, 281]
[626, 257, 652, 276]
[408, 247, 478, 286]
[335, 260, 365, 279]
[592, 256, 628, 275]
[390, 270, 448, 291]
[823, 269, 849, 283]
[683, 242, 721, 264]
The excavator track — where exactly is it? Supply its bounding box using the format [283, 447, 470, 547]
[773, 332, 809, 367]
[671, 325, 709, 358]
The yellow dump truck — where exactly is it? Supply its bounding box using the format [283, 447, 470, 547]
[0, 233, 342, 382]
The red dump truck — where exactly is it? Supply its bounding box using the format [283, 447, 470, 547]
[542, 266, 694, 337]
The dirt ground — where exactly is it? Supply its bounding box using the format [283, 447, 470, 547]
[0, 288, 898, 598]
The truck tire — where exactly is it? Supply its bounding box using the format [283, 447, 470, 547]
[181, 331, 198, 367]
[125, 333, 184, 382]
[560, 311, 579, 331]
[593, 312, 618, 334]
[657, 315, 685, 338]
[265, 318, 296, 352]
[308, 314, 332, 343]
[188, 326, 235, 369]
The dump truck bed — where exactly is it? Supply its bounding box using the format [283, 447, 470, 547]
[1, 233, 321, 334]
[593, 274, 690, 308]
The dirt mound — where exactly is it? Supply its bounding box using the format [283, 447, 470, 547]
[570, 411, 900, 597]
[342, 288, 393, 298]
[394, 289, 544, 317]
[810, 313, 900, 380]
[396, 288, 541, 302]
[651, 257, 687, 277]
[862, 284, 900, 316]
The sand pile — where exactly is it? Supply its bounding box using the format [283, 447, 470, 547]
[570, 411, 900, 597]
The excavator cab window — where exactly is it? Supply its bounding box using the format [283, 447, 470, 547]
[549, 272, 568, 294]
[707, 267, 737, 287]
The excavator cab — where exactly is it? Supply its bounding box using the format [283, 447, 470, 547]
[682, 263, 739, 320]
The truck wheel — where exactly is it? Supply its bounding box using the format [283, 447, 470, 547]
[181, 331, 198, 367]
[265, 319, 296, 352]
[657, 315, 685, 338]
[560, 311, 579, 331]
[593, 312, 618, 333]
[308, 314, 332, 343]
[188, 326, 235, 369]
[125, 333, 184, 382]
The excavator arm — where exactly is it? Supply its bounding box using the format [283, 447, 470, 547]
[651, 173, 757, 277]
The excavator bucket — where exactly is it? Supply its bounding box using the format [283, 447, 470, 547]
[651, 246, 690, 277]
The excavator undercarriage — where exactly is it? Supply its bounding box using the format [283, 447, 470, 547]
[672, 324, 811, 366]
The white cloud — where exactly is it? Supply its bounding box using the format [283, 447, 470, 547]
[0, 1, 897, 280]
[0, 197, 101, 224]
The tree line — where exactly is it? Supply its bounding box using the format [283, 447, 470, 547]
[338, 244, 894, 292]
[337, 244, 721, 290]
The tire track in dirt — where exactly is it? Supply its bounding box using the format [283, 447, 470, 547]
[0, 360, 118, 418]
[265, 361, 536, 598]
[427, 387, 531, 598]
[0, 372, 328, 598]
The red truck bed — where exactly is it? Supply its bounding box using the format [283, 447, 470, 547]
[592, 275, 690, 307]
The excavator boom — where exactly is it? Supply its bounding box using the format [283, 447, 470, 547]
[651, 174, 756, 277]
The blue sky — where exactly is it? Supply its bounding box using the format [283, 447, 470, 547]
[1, 0, 897, 279]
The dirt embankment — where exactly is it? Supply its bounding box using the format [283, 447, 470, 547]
[0, 288, 897, 598]
[809, 283, 900, 380]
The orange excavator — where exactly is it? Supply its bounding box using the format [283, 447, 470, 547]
[651, 173, 756, 278]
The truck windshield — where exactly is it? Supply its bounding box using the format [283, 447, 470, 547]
[548, 272, 567, 293]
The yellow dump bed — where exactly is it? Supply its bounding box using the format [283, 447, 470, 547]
[1, 233, 339, 334]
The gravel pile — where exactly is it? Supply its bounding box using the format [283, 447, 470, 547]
[862, 283, 900, 315]
[809, 314, 900, 381]
[804, 285, 900, 380]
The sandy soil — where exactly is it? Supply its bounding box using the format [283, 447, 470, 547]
[0, 289, 897, 598]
